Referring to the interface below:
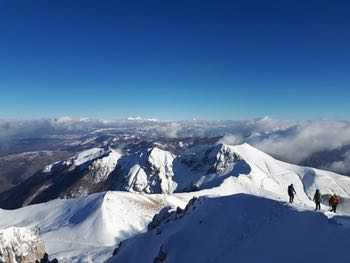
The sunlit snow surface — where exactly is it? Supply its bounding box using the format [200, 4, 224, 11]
[2, 144, 350, 262]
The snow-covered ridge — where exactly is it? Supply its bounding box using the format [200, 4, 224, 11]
[70, 147, 108, 166]
[108, 194, 350, 263]
[42, 148, 109, 173]
[13, 142, 350, 209]
[43, 147, 121, 174]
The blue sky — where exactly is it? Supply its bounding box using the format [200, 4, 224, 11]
[0, 0, 349, 120]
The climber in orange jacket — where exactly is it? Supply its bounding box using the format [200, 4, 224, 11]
[329, 194, 340, 213]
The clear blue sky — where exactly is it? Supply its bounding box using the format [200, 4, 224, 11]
[0, 0, 349, 120]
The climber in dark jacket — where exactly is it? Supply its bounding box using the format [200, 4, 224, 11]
[288, 184, 296, 203]
[313, 189, 321, 211]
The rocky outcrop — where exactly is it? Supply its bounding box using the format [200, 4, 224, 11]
[148, 197, 200, 231]
[122, 146, 177, 194]
[0, 227, 46, 263]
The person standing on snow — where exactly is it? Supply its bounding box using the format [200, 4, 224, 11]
[329, 194, 340, 213]
[288, 184, 296, 203]
[313, 189, 321, 211]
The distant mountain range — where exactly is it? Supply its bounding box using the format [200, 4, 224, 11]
[1, 118, 349, 186]
[1, 118, 350, 262]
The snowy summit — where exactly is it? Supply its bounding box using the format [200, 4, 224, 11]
[1, 143, 350, 262]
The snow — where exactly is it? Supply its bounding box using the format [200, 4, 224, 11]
[0, 227, 38, 252]
[89, 149, 122, 183]
[0, 192, 187, 262]
[184, 143, 350, 208]
[3, 143, 350, 262]
[108, 194, 350, 263]
[43, 164, 54, 173]
[122, 146, 177, 194]
[0, 226, 45, 263]
[73, 148, 107, 166]
[42, 148, 121, 182]
[43, 161, 61, 173]
[148, 147, 177, 193]
[126, 165, 150, 192]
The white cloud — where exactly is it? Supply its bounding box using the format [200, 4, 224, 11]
[252, 121, 350, 163]
[2, 118, 350, 174]
[217, 134, 244, 145]
[328, 151, 350, 174]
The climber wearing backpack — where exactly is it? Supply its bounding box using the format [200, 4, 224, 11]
[329, 194, 340, 213]
[313, 189, 321, 211]
[288, 184, 296, 203]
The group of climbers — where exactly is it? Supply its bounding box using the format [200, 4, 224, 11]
[287, 184, 341, 213]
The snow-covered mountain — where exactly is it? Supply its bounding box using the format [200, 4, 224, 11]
[2, 143, 350, 262]
[0, 148, 123, 209]
[0, 143, 241, 208]
[2, 143, 350, 210]
[2, 118, 350, 178]
[119, 146, 177, 194]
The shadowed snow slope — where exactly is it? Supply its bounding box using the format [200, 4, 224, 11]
[108, 194, 350, 263]
[0, 192, 186, 262]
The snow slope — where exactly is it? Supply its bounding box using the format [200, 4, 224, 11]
[2, 143, 350, 262]
[158, 143, 350, 216]
[6, 142, 350, 210]
[0, 192, 186, 262]
[108, 194, 350, 263]
[226, 144, 350, 205]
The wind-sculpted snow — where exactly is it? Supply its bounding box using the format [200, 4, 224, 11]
[108, 194, 350, 263]
[0, 192, 187, 262]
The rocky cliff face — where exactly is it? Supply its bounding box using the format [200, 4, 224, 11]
[122, 146, 177, 194]
[0, 227, 45, 263]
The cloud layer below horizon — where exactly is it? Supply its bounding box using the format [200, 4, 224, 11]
[1, 117, 350, 175]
